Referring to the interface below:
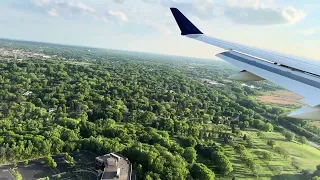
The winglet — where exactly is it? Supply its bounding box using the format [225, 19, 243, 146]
[170, 8, 203, 35]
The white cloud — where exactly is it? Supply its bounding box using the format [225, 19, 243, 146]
[114, 0, 125, 3]
[17, 0, 308, 27]
[32, 0, 98, 18]
[47, 8, 58, 16]
[161, 0, 305, 25]
[281, 7, 306, 24]
[223, 1, 305, 25]
[227, 0, 261, 8]
[224, 7, 300, 25]
[303, 27, 320, 36]
[75, 2, 96, 14]
[142, 0, 159, 3]
[34, 0, 51, 7]
[31, 0, 117, 22]
[53, 1, 97, 16]
[108, 10, 128, 22]
[145, 20, 172, 35]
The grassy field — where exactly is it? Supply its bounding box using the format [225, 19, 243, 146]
[217, 129, 320, 180]
[220, 90, 320, 179]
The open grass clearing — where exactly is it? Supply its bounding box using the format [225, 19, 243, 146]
[215, 129, 320, 180]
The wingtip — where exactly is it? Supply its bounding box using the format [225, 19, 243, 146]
[170, 7, 203, 35]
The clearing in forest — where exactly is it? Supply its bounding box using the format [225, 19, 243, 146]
[311, 121, 320, 128]
[256, 90, 303, 105]
[220, 129, 320, 180]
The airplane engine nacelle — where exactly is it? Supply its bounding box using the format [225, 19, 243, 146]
[228, 70, 264, 82]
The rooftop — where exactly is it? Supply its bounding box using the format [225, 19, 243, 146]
[96, 153, 131, 180]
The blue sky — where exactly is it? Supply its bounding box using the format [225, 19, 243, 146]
[1, 0, 320, 59]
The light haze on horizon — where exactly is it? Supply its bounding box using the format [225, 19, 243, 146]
[1, 0, 320, 60]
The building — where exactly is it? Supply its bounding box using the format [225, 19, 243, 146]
[200, 78, 225, 87]
[22, 91, 33, 96]
[95, 153, 132, 180]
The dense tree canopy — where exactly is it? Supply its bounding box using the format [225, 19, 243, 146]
[0, 39, 319, 180]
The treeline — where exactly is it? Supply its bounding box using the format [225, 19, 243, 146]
[278, 117, 320, 143]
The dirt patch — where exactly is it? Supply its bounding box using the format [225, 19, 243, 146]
[311, 121, 320, 127]
[257, 90, 304, 105]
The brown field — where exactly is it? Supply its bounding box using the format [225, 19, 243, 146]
[257, 90, 304, 105]
[311, 121, 320, 127]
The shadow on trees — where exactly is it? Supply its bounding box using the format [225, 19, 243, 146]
[265, 137, 287, 142]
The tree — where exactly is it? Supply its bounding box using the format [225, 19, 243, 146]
[244, 121, 250, 128]
[190, 163, 215, 180]
[243, 134, 247, 141]
[231, 125, 236, 133]
[140, 111, 155, 124]
[284, 131, 295, 142]
[274, 146, 289, 159]
[245, 136, 253, 148]
[275, 166, 283, 175]
[11, 170, 22, 180]
[183, 147, 197, 164]
[24, 160, 29, 166]
[215, 153, 233, 175]
[64, 153, 74, 164]
[257, 131, 265, 139]
[299, 136, 307, 145]
[267, 140, 276, 148]
[144, 172, 161, 180]
[181, 136, 197, 147]
[13, 161, 18, 168]
[262, 151, 273, 162]
[263, 123, 274, 132]
[38, 177, 50, 180]
[312, 176, 320, 180]
[44, 155, 57, 168]
[248, 160, 260, 177]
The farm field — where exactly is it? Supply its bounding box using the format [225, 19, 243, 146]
[256, 90, 303, 106]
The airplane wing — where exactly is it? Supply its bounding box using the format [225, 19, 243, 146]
[170, 7, 320, 120]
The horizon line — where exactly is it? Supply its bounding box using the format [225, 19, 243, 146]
[0, 37, 220, 61]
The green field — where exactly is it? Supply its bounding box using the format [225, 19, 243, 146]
[218, 129, 320, 180]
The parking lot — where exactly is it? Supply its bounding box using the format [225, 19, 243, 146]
[0, 150, 98, 180]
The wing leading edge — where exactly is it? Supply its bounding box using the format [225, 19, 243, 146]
[170, 8, 320, 120]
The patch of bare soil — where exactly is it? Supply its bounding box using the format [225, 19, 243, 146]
[257, 90, 304, 105]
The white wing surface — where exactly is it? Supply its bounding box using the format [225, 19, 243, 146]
[170, 8, 320, 120]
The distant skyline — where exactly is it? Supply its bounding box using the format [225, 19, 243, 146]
[1, 0, 320, 60]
